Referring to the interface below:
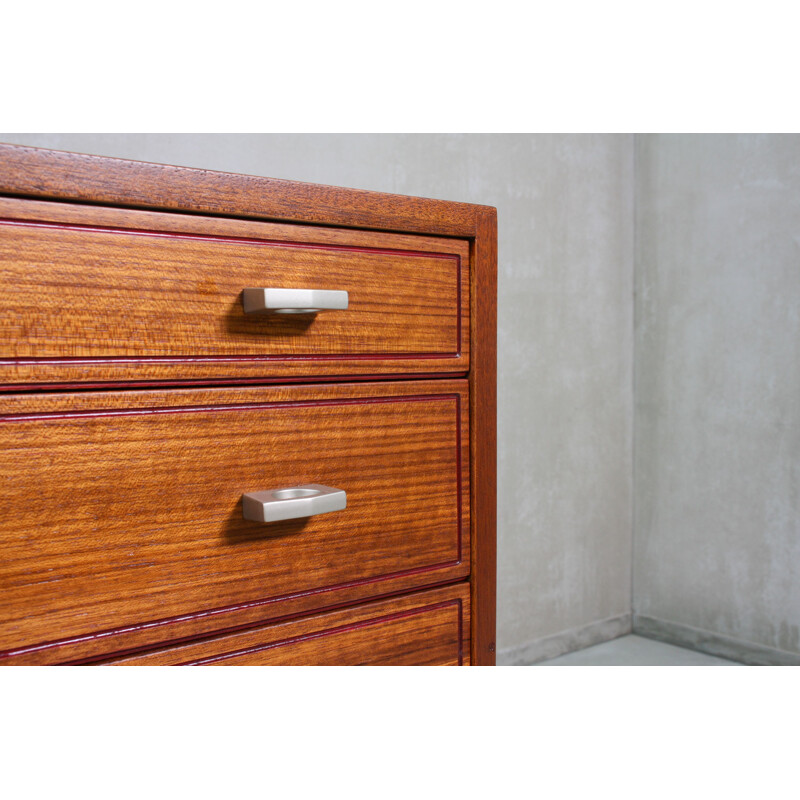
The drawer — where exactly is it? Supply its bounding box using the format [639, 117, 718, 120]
[0, 381, 469, 664]
[0, 198, 470, 388]
[102, 584, 470, 665]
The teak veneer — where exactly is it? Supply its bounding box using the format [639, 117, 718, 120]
[0, 143, 496, 666]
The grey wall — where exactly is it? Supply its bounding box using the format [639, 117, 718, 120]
[0, 133, 636, 663]
[634, 134, 800, 663]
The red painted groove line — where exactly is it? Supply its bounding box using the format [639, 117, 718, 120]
[0, 393, 465, 661]
[0, 216, 462, 261]
[458, 596, 464, 665]
[0, 391, 461, 422]
[180, 599, 464, 666]
[455, 395, 463, 565]
[0, 370, 468, 393]
[1, 352, 460, 363]
[66, 578, 468, 665]
[0, 216, 463, 356]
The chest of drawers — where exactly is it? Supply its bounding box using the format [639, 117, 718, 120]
[0, 143, 496, 666]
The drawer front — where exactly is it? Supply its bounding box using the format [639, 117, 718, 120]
[0, 381, 469, 663]
[0, 198, 469, 387]
[104, 584, 470, 666]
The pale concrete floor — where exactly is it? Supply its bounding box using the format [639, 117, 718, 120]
[537, 634, 741, 665]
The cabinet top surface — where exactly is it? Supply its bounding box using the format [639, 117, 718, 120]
[0, 142, 497, 238]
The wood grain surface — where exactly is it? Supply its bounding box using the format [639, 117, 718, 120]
[0, 197, 469, 386]
[102, 583, 470, 666]
[0, 381, 469, 663]
[0, 143, 490, 237]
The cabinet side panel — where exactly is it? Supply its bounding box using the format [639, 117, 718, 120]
[471, 207, 497, 665]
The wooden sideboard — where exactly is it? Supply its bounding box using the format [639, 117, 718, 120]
[0, 143, 496, 665]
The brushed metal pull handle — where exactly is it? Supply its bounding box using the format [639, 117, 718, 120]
[242, 484, 347, 523]
[242, 288, 349, 315]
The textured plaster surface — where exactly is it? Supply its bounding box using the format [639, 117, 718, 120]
[0, 133, 635, 658]
[634, 134, 800, 655]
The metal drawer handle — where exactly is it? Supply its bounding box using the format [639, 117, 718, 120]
[242, 483, 347, 523]
[242, 288, 349, 315]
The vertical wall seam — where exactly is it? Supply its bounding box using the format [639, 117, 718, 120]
[631, 133, 638, 621]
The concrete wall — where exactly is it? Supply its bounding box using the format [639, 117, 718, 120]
[634, 134, 800, 663]
[0, 133, 635, 663]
